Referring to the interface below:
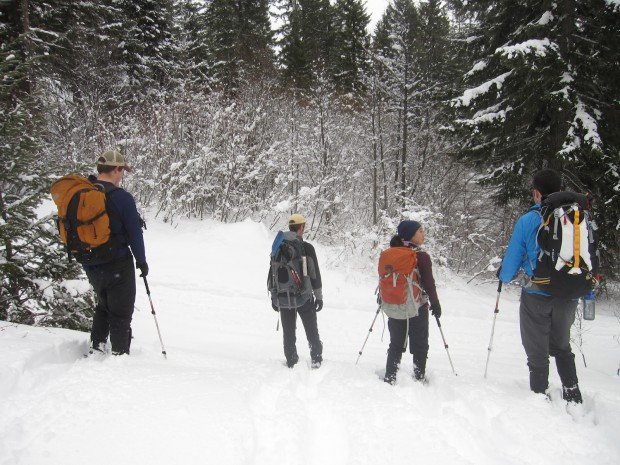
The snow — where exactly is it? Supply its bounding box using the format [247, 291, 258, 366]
[537, 11, 554, 25]
[605, 0, 620, 10]
[1, 216, 620, 465]
[575, 101, 602, 147]
[455, 71, 512, 107]
[496, 39, 558, 60]
[465, 59, 487, 78]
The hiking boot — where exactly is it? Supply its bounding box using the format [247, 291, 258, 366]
[311, 360, 321, 369]
[528, 365, 549, 394]
[562, 385, 583, 404]
[89, 342, 106, 355]
[383, 373, 396, 385]
[286, 355, 299, 368]
[413, 367, 425, 382]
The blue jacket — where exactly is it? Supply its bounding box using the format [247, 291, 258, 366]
[499, 204, 547, 296]
[84, 179, 146, 269]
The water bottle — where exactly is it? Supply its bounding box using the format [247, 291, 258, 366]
[582, 290, 595, 321]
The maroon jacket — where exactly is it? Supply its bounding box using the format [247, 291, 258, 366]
[414, 249, 440, 309]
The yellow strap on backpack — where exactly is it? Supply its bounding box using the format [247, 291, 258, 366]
[573, 208, 580, 270]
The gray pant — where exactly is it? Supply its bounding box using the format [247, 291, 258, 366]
[519, 291, 578, 392]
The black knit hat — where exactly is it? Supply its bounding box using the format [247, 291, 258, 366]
[532, 169, 562, 197]
[397, 220, 422, 241]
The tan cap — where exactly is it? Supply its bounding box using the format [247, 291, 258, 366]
[96, 150, 132, 172]
[288, 214, 306, 226]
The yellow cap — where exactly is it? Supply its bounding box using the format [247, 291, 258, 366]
[288, 214, 306, 226]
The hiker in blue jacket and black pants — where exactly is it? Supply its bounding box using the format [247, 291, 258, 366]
[84, 150, 148, 356]
[498, 169, 582, 403]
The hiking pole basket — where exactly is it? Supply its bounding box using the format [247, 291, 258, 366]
[143, 276, 167, 359]
[434, 316, 457, 376]
[356, 305, 381, 365]
[484, 281, 502, 378]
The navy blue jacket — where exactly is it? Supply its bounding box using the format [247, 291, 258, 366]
[85, 179, 146, 268]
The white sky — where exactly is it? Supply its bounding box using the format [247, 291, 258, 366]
[365, 0, 390, 31]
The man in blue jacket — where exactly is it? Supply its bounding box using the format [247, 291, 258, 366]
[85, 150, 148, 355]
[499, 169, 582, 403]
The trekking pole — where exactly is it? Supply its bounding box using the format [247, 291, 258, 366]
[356, 305, 382, 365]
[484, 281, 502, 378]
[434, 316, 457, 376]
[142, 276, 167, 359]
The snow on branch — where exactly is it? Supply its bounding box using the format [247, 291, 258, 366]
[465, 60, 487, 78]
[537, 11, 554, 26]
[495, 38, 558, 60]
[560, 101, 602, 156]
[454, 71, 512, 108]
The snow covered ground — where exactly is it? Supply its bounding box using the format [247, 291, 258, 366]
[1, 217, 619, 465]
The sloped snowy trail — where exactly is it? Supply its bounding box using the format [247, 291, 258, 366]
[1, 218, 619, 465]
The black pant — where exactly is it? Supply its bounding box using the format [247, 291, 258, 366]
[385, 306, 429, 381]
[280, 298, 322, 364]
[85, 257, 136, 354]
[520, 291, 578, 393]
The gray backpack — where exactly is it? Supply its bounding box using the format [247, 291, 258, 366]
[268, 231, 308, 309]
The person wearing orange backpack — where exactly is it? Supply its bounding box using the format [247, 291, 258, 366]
[84, 150, 148, 355]
[382, 220, 441, 384]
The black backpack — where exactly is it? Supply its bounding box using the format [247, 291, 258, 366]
[268, 231, 306, 309]
[531, 191, 599, 299]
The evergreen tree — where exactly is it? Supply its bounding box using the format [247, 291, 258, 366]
[418, 0, 452, 99]
[277, 0, 335, 91]
[172, 0, 213, 92]
[206, 0, 275, 93]
[332, 0, 371, 96]
[584, 2, 620, 273]
[117, 0, 176, 99]
[0, 0, 93, 328]
[452, 0, 619, 269]
[372, 0, 422, 204]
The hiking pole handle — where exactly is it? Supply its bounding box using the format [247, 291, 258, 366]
[494, 281, 502, 314]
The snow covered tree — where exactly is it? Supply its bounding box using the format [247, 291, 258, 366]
[452, 0, 619, 271]
[171, 0, 213, 92]
[0, 0, 94, 329]
[117, 0, 176, 99]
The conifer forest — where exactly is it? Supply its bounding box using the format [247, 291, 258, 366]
[1, 1, 619, 327]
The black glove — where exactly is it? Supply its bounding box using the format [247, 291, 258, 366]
[137, 262, 149, 278]
[430, 302, 441, 318]
[496, 266, 502, 279]
[315, 299, 323, 312]
[271, 302, 279, 312]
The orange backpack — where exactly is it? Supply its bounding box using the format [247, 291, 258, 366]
[378, 247, 422, 305]
[50, 175, 118, 265]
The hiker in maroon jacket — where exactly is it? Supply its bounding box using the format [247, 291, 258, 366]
[384, 220, 441, 384]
